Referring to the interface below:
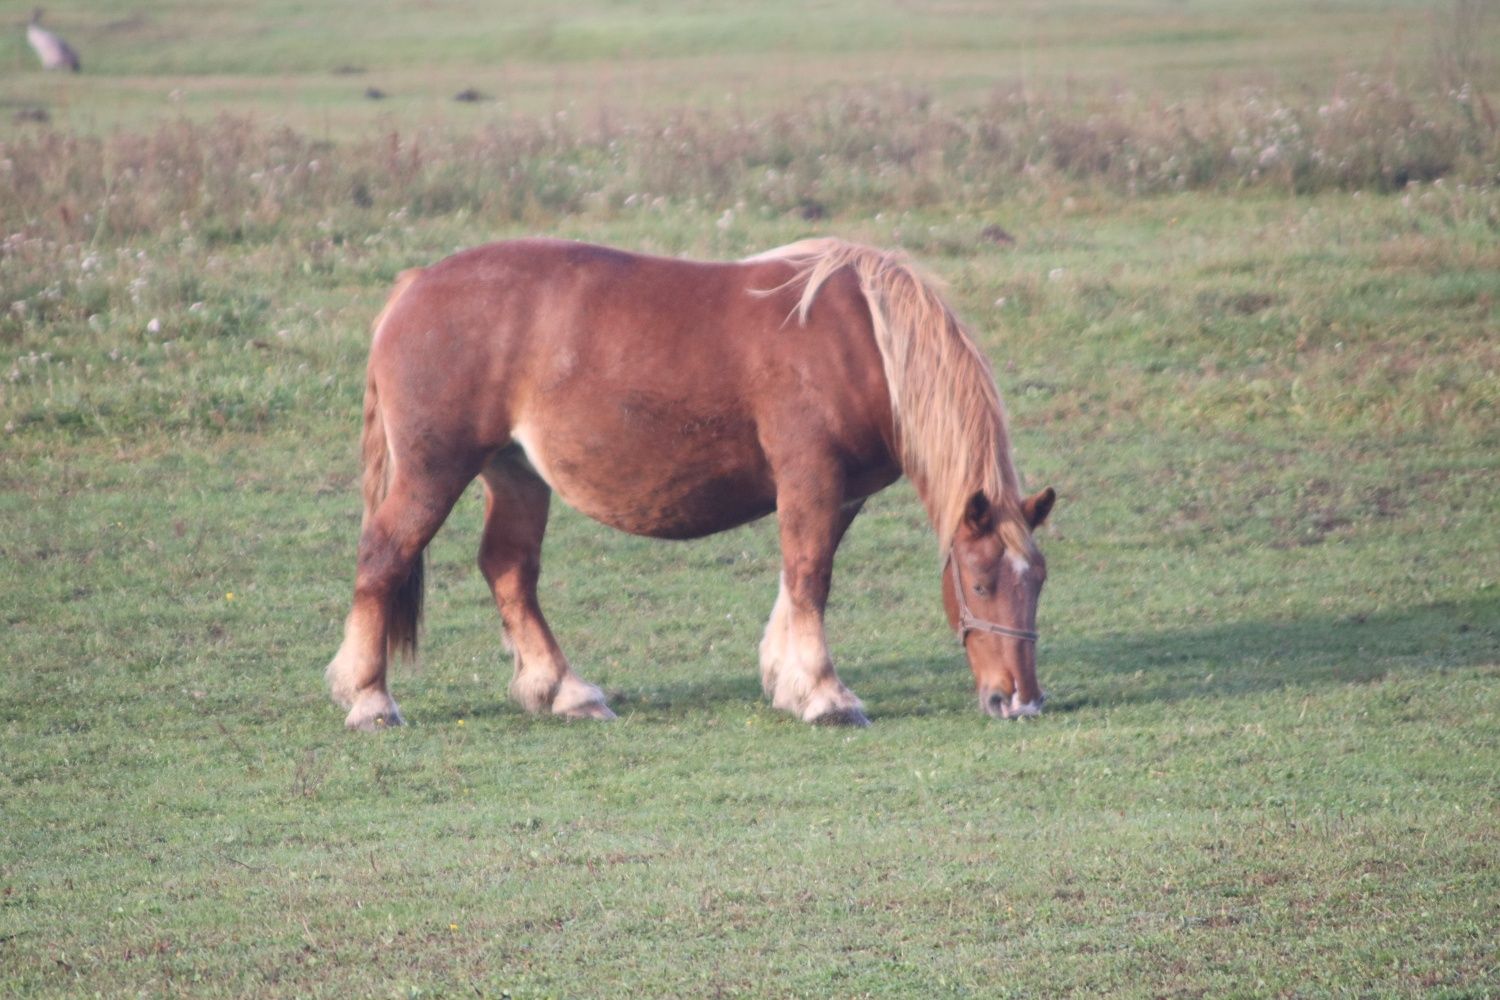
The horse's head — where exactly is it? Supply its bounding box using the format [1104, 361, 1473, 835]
[943, 487, 1055, 719]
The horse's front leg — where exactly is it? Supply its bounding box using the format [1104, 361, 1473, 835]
[763, 491, 867, 726]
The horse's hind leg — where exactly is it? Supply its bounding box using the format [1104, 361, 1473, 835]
[478, 453, 614, 720]
[763, 490, 868, 726]
[327, 473, 469, 730]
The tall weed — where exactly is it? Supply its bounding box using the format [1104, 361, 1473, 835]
[3, 76, 1495, 248]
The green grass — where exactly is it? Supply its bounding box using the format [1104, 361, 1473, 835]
[3, 1, 1500, 996]
[5, 0, 1498, 131]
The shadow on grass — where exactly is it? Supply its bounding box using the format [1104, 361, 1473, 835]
[425, 595, 1497, 723]
[864, 594, 1499, 717]
[431, 672, 767, 724]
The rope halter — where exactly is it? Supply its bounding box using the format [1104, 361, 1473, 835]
[946, 550, 1040, 645]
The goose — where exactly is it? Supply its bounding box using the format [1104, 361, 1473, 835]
[27, 9, 80, 72]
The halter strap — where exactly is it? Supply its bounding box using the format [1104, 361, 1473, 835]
[946, 551, 1040, 645]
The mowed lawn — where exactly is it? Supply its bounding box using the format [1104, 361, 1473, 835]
[3, 1, 1499, 997]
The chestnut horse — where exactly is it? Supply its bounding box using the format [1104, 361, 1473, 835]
[326, 238, 1055, 730]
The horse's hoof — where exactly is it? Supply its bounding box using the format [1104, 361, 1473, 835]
[561, 702, 617, 721]
[551, 677, 614, 721]
[348, 714, 402, 732]
[345, 711, 404, 732]
[799, 688, 868, 727]
[809, 705, 870, 727]
[344, 694, 404, 731]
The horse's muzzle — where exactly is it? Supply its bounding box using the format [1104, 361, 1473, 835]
[981, 689, 1045, 720]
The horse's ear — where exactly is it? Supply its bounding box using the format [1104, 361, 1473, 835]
[1023, 487, 1056, 529]
[963, 491, 995, 534]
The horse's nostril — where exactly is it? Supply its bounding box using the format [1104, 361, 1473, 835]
[987, 692, 1007, 711]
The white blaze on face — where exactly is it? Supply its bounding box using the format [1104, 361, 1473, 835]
[1007, 551, 1031, 578]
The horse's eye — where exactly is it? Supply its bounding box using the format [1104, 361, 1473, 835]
[972, 584, 989, 597]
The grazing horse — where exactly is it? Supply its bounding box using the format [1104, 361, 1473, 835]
[326, 238, 1055, 730]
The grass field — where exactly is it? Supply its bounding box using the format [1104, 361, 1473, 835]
[3, 0, 1495, 130]
[3, 2, 1499, 997]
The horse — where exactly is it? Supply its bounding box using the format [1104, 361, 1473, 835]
[325, 237, 1055, 730]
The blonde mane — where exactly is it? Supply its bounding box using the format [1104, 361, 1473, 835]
[749, 238, 1035, 557]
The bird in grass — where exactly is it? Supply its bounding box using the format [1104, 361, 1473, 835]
[27, 9, 81, 72]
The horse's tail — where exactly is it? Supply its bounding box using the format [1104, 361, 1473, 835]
[361, 268, 425, 660]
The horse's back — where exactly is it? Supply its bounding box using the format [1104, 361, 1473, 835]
[368, 240, 899, 538]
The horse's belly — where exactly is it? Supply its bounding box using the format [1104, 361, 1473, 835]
[510, 412, 776, 540]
